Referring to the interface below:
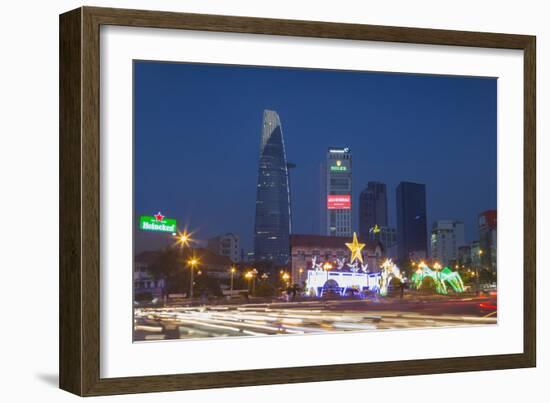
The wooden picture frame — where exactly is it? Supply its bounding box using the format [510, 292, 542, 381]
[59, 6, 536, 396]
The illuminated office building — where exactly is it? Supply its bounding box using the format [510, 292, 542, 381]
[320, 147, 352, 237]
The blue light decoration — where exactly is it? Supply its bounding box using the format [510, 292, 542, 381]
[305, 232, 380, 297]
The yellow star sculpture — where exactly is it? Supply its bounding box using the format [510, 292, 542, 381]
[346, 232, 365, 264]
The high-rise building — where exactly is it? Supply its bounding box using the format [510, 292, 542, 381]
[470, 240, 481, 266]
[396, 182, 428, 263]
[368, 225, 397, 253]
[478, 210, 497, 273]
[430, 220, 465, 266]
[320, 147, 352, 237]
[253, 110, 292, 266]
[207, 233, 240, 263]
[458, 245, 472, 266]
[359, 182, 388, 241]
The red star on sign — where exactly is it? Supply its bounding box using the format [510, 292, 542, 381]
[154, 212, 164, 222]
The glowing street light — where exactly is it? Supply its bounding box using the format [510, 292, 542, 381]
[245, 269, 258, 295]
[230, 266, 236, 293]
[475, 249, 483, 296]
[281, 271, 290, 288]
[175, 230, 193, 248]
[187, 256, 200, 299]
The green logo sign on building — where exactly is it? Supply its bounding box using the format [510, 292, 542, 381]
[139, 212, 177, 234]
[330, 160, 348, 172]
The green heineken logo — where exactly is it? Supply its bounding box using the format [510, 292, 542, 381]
[139, 212, 177, 234]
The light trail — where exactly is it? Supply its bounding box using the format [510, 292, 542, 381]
[134, 301, 497, 341]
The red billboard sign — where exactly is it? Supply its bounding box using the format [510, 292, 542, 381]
[327, 195, 351, 209]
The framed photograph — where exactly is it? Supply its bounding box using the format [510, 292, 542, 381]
[59, 6, 536, 396]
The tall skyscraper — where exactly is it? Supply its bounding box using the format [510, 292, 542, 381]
[396, 182, 428, 262]
[253, 110, 292, 266]
[478, 210, 497, 273]
[320, 147, 352, 237]
[430, 220, 465, 266]
[358, 182, 388, 241]
[368, 225, 397, 255]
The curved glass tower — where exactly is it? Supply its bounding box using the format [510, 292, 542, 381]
[253, 110, 291, 266]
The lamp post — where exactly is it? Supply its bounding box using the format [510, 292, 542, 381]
[282, 272, 290, 288]
[322, 262, 332, 289]
[230, 266, 236, 293]
[433, 262, 441, 284]
[251, 269, 258, 294]
[244, 270, 255, 295]
[476, 249, 483, 296]
[175, 230, 198, 300]
[187, 257, 199, 299]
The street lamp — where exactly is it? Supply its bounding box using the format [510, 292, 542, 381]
[251, 269, 258, 294]
[230, 266, 236, 293]
[476, 249, 483, 296]
[174, 229, 198, 300]
[282, 272, 290, 287]
[322, 262, 332, 289]
[175, 230, 192, 248]
[187, 256, 200, 299]
[245, 270, 256, 295]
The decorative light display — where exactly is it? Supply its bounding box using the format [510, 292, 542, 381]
[303, 234, 465, 298]
[305, 232, 377, 296]
[410, 262, 465, 294]
[378, 259, 403, 296]
[345, 232, 366, 264]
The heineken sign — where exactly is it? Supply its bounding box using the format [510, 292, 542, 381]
[139, 212, 177, 234]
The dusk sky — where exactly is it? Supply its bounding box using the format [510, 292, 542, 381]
[134, 61, 496, 254]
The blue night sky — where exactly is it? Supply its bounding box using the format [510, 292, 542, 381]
[134, 61, 497, 253]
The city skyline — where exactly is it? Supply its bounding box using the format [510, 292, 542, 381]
[134, 61, 497, 254]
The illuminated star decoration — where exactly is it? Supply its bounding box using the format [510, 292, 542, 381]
[346, 232, 365, 264]
[154, 212, 165, 222]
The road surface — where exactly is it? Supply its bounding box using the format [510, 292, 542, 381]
[134, 297, 497, 341]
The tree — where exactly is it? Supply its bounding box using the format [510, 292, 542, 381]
[147, 247, 190, 294]
[194, 273, 222, 297]
[255, 281, 276, 297]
